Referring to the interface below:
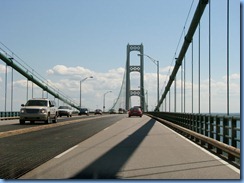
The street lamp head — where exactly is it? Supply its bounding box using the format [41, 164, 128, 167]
[89, 76, 93, 78]
[137, 54, 143, 56]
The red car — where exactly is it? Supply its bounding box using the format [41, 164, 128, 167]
[128, 107, 143, 117]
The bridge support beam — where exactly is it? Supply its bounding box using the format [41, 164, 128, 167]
[0, 52, 79, 110]
[125, 44, 144, 111]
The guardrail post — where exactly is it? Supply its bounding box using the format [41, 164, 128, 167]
[198, 115, 201, 134]
[188, 114, 192, 130]
[207, 116, 214, 150]
[215, 116, 220, 141]
[223, 117, 229, 145]
[201, 115, 208, 135]
[203, 116, 209, 136]
[209, 116, 214, 139]
[231, 117, 237, 148]
[189, 114, 193, 131]
[194, 114, 197, 132]
[215, 116, 222, 154]
[227, 117, 235, 162]
[200, 115, 204, 135]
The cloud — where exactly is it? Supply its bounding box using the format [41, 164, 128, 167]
[14, 79, 28, 87]
[1, 63, 240, 113]
[222, 73, 240, 81]
[0, 64, 8, 73]
[47, 65, 94, 76]
[160, 66, 174, 74]
[46, 65, 125, 90]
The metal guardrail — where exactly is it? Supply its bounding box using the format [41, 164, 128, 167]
[0, 111, 19, 120]
[147, 112, 240, 168]
[0, 111, 19, 117]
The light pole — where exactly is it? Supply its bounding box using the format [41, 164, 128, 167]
[103, 91, 112, 112]
[80, 76, 93, 108]
[138, 54, 159, 105]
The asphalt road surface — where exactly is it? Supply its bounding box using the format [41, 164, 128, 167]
[0, 114, 125, 179]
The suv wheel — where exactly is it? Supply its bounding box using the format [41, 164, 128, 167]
[45, 114, 51, 124]
[52, 115, 57, 123]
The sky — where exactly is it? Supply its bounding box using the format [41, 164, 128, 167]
[0, 0, 241, 113]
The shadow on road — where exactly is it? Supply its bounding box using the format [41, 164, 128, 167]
[71, 119, 156, 179]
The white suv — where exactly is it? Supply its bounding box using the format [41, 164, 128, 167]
[19, 98, 58, 124]
[58, 106, 73, 117]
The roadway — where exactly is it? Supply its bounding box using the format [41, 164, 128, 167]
[0, 114, 240, 179]
[0, 114, 125, 179]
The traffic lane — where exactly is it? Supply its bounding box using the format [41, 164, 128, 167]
[0, 115, 122, 138]
[20, 115, 240, 179]
[0, 114, 110, 133]
[0, 114, 97, 126]
[0, 114, 126, 179]
[20, 114, 148, 179]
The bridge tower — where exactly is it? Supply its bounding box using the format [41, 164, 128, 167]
[125, 44, 145, 111]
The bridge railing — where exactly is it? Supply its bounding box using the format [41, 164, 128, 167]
[0, 111, 20, 120]
[147, 112, 240, 167]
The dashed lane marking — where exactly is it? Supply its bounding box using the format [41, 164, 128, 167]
[54, 145, 79, 159]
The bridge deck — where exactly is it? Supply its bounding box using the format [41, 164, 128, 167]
[20, 115, 240, 179]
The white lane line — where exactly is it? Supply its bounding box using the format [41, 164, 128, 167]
[55, 145, 78, 159]
[158, 122, 240, 174]
[103, 127, 110, 131]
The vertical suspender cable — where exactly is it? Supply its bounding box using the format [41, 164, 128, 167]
[175, 75, 177, 112]
[227, 0, 230, 115]
[184, 28, 186, 113]
[32, 69, 34, 98]
[192, 40, 194, 113]
[165, 96, 167, 111]
[169, 89, 171, 112]
[198, 22, 201, 114]
[209, 0, 211, 114]
[5, 64, 7, 112]
[26, 79, 29, 101]
[11, 67, 13, 112]
[181, 56, 183, 113]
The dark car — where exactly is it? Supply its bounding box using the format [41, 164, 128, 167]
[94, 109, 102, 115]
[78, 108, 89, 116]
[128, 107, 143, 117]
[109, 109, 117, 114]
[118, 108, 126, 114]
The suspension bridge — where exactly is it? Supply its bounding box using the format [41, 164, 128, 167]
[0, 0, 241, 179]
